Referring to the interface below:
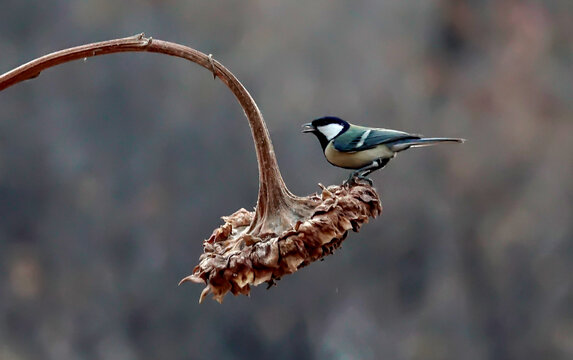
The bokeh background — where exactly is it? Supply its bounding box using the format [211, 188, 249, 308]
[1, 1, 572, 359]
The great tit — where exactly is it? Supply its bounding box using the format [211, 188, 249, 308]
[302, 116, 464, 184]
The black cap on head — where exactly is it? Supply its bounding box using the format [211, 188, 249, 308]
[311, 116, 349, 129]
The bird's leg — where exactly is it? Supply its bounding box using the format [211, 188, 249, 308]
[345, 158, 389, 185]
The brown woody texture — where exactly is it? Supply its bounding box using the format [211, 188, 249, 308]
[181, 184, 381, 303]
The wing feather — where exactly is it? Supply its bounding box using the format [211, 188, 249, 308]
[332, 127, 419, 152]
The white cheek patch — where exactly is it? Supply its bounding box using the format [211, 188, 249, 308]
[317, 124, 344, 140]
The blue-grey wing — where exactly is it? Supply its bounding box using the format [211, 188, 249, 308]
[332, 127, 419, 152]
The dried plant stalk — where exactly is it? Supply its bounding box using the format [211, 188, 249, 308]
[0, 34, 383, 303]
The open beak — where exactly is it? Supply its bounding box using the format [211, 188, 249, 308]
[302, 123, 315, 133]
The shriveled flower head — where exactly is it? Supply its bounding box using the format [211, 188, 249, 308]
[180, 183, 381, 303]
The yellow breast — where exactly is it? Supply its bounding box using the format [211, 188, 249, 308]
[324, 142, 395, 169]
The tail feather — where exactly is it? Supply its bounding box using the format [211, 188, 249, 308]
[388, 137, 465, 152]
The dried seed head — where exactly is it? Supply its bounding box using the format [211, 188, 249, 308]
[181, 183, 382, 303]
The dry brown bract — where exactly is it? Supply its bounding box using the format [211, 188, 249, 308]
[180, 183, 382, 303]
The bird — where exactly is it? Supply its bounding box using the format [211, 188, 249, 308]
[302, 116, 464, 184]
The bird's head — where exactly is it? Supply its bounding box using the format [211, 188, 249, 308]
[302, 116, 349, 149]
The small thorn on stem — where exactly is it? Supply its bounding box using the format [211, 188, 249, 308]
[208, 54, 217, 79]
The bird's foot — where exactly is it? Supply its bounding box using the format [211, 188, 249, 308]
[355, 175, 373, 186]
[343, 172, 357, 186]
[344, 173, 373, 187]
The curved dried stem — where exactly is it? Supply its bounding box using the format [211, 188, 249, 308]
[0, 33, 300, 234]
[0, 34, 382, 303]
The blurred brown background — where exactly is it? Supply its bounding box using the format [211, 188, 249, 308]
[1, 1, 572, 359]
